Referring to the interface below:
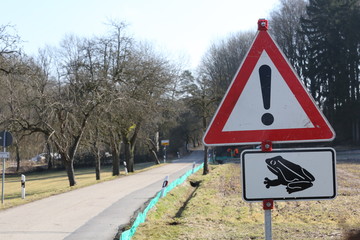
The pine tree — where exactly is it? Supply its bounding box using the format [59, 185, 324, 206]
[300, 0, 360, 142]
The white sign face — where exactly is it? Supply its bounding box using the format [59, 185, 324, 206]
[223, 51, 313, 131]
[0, 152, 9, 158]
[203, 30, 334, 146]
[241, 148, 336, 201]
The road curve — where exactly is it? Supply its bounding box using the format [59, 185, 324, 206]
[0, 151, 204, 240]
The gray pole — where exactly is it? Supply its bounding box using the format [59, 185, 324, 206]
[1, 131, 6, 204]
[263, 199, 273, 240]
[264, 209, 272, 240]
[163, 146, 166, 163]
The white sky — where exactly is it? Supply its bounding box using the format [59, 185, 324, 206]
[1, 0, 279, 69]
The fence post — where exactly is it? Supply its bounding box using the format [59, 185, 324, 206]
[21, 174, 26, 199]
[161, 175, 169, 197]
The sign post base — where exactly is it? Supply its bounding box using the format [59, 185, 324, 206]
[263, 199, 274, 240]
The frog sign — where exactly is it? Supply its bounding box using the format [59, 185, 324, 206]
[264, 156, 315, 194]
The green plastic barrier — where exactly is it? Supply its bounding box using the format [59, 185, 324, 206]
[120, 163, 204, 240]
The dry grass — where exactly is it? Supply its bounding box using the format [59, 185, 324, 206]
[133, 162, 360, 240]
[0, 162, 160, 210]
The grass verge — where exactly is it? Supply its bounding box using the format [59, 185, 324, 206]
[132, 162, 360, 240]
[0, 162, 161, 210]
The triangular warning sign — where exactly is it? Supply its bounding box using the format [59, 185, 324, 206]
[203, 20, 335, 146]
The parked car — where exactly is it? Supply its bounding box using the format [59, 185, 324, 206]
[31, 153, 46, 162]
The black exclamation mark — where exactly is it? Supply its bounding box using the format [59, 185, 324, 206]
[259, 65, 274, 126]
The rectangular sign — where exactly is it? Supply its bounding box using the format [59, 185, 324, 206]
[0, 152, 9, 158]
[161, 140, 169, 146]
[241, 148, 336, 202]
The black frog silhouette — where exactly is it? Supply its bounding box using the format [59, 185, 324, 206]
[264, 156, 315, 194]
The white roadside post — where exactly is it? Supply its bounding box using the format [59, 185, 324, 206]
[21, 174, 26, 199]
[161, 175, 169, 198]
[163, 146, 166, 163]
[123, 161, 128, 175]
[192, 162, 196, 174]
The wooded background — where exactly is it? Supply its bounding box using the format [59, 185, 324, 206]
[0, 0, 359, 185]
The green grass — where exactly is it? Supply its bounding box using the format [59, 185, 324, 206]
[132, 163, 360, 240]
[0, 162, 160, 210]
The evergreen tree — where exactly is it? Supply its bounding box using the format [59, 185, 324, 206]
[300, 0, 360, 142]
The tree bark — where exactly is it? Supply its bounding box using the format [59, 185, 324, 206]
[95, 149, 101, 180]
[111, 141, 120, 176]
[151, 149, 160, 164]
[64, 159, 77, 186]
[123, 139, 134, 172]
[15, 142, 20, 172]
[147, 138, 160, 164]
[121, 123, 141, 173]
[46, 142, 53, 170]
[203, 145, 209, 175]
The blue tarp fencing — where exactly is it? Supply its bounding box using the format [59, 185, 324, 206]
[120, 163, 204, 240]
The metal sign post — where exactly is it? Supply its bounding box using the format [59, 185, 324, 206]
[1, 156, 4, 204]
[1, 131, 7, 204]
[161, 140, 169, 163]
[1, 130, 13, 204]
[163, 146, 166, 163]
[262, 142, 273, 240]
[263, 199, 274, 240]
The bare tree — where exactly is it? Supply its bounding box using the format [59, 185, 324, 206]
[0, 24, 22, 74]
[114, 42, 178, 172]
[269, 0, 308, 81]
[200, 31, 255, 103]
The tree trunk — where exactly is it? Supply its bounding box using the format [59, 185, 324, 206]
[203, 145, 209, 175]
[123, 140, 134, 172]
[95, 149, 101, 180]
[46, 142, 53, 170]
[15, 142, 20, 172]
[64, 159, 77, 186]
[147, 137, 160, 164]
[121, 123, 141, 173]
[151, 149, 160, 164]
[111, 143, 120, 176]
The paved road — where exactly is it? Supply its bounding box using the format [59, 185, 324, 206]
[0, 151, 204, 240]
[336, 149, 360, 162]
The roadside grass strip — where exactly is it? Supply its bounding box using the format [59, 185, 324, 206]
[1, 162, 160, 210]
[120, 163, 204, 240]
[129, 163, 360, 240]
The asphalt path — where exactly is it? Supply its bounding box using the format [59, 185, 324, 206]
[336, 149, 360, 162]
[0, 150, 204, 240]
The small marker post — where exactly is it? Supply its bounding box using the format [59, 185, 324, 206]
[123, 161, 128, 175]
[161, 176, 169, 197]
[21, 174, 26, 199]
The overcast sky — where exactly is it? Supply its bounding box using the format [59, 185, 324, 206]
[1, 0, 280, 69]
